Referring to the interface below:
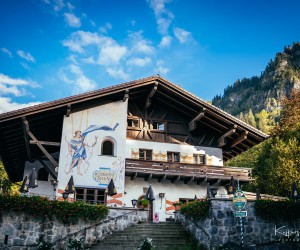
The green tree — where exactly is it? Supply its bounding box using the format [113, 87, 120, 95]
[0, 161, 19, 194]
[247, 109, 257, 128]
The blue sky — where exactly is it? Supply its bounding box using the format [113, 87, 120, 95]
[1, 0, 300, 113]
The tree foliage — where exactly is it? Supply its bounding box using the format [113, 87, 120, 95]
[227, 89, 300, 197]
[0, 161, 19, 194]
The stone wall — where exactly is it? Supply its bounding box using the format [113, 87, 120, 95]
[0, 207, 148, 249]
[176, 199, 300, 250]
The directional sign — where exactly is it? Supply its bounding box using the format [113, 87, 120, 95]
[235, 211, 247, 217]
[233, 189, 247, 210]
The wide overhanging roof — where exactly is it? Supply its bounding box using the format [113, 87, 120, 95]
[0, 75, 268, 182]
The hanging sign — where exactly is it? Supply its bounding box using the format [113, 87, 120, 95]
[232, 189, 247, 211]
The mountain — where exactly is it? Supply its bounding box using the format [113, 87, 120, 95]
[212, 42, 300, 133]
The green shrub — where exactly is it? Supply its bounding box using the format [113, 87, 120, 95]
[179, 199, 211, 220]
[254, 199, 300, 220]
[0, 194, 108, 224]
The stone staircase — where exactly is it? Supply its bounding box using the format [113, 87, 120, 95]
[90, 221, 194, 250]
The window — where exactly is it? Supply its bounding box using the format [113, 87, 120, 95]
[75, 188, 106, 204]
[37, 168, 49, 181]
[179, 198, 195, 204]
[167, 152, 180, 162]
[193, 154, 205, 164]
[127, 118, 139, 128]
[152, 121, 164, 131]
[139, 149, 152, 160]
[102, 140, 114, 156]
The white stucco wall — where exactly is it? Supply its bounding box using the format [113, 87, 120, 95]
[126, 139, 223, 166]
[123, 176, 227, 222]
[57, 100, 127, 203]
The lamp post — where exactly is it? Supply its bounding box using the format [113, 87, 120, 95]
[210, 187, 218, 198]
[131, 199, 137, 208]
[50, 180, 58, 200]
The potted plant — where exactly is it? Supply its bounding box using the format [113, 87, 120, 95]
[138, 199, 150, 208]
[173, 201, 183, 211]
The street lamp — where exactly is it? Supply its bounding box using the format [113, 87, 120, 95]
[62, 192, 69, 200]
[131, 199, 137, 208]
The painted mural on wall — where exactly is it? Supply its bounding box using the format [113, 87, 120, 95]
[57, 101, 127, 203]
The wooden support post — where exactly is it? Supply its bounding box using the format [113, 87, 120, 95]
[217, 125, 237, 147]
[38, 159, 57, 179]
[21, 117, 33, 162]
[66, 104, 71, 117]
[145, 83, 158, 109]
[123, 89, 129, 102]
[184, 175, 195, 184]
[158, 174, 167, 183]
[30, 140, 61, 147]
[171, 175, 180, 183]
[188, 108, 206, 132]
[22, 117, 58, 169]
[230, 131, 248, 148]
[145, 173, 152, 181]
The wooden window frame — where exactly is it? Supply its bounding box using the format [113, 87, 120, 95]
[151, 121, 165, 131]
[167, 151, 180, 162]
[127, 118, 139, 128]
[139, 149, 152, 161]
[75, 188, 106, 204]
[193, 154, 205, 165]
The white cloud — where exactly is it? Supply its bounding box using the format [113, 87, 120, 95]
[159, 36, 172, 47]
[17, 50, 36, 63]
[54, 0, 65, 12]
[60, 64, 96, 93]
[99, 22, 112, 34]
[173, 27, 191, 44]
[155, 59, 169, 74]
[129, 32, 156, 55]
[98, 45, 127, 65]
[0, 73, 38, 96]
[81, 56, 96, 64]
[64, 13, 81, 28]
[0, 97, 41, 113]
[106, 67, 130, 80]
[127, 57, 151, 67]
[20, 62, 31, 70]
[66, 2, 75, 11]
[148, 0, 174, 35]
[1, 48, 13, 58]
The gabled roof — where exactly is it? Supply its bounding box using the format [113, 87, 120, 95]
[0, 75, 268, 182]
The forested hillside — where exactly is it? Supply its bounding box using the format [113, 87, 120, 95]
[212, 42, 300, 133]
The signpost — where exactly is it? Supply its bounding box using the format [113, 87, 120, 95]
[232, 180, 247, 247]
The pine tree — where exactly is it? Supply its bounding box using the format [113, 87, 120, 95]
[247, 109, 257, 128]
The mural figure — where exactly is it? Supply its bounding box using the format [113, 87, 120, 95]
[65, 123, 119, 175]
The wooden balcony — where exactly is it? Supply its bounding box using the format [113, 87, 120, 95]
[125, 158, 252, 185]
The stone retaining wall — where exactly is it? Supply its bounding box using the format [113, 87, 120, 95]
[0, 207, 148, 249]
[176, 199, 300, 250]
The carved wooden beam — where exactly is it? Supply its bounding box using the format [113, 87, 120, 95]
[66, 104, 71, 117]
[230, 131, 248, 148]
[184, 175, 195, 184]
[131, 172, 138, 180]
[38, 159, 57, 179]
[171, 175, 180, 183]
[123, 89, 129, 102]
[158, 174, 167, 183]
[145, 83, 158, 109]
[30, 140, 61, 147]
[217, 125, 237, 147]
[21, 117, 33, 162]
[22, 117, 58, 169]
[188, 108, 206, 132]
[145, 173, 152, 181]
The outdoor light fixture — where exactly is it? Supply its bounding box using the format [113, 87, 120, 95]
[62, 192, 69, 200]
[50, 180, 58, 200]
[159, 193, 165, 198]
[210, 187, 218, 198]
[131, 199, 138, 208]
